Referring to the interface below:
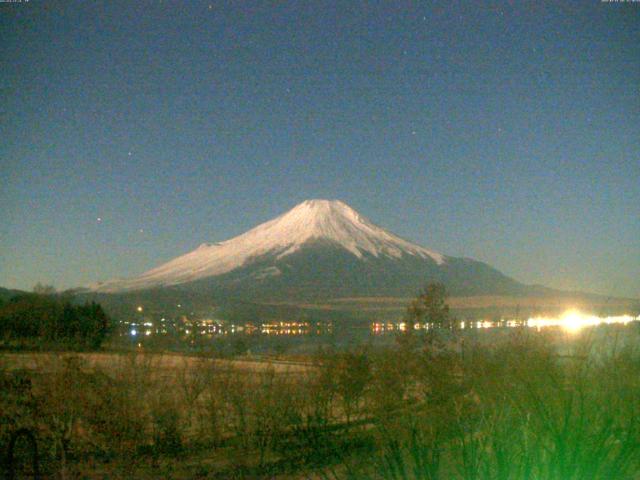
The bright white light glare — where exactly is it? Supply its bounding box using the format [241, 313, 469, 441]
[130, 329, 137, 336]
[527, 309, 637, 333]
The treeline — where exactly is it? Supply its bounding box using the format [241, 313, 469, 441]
[0, 292, 110, 349]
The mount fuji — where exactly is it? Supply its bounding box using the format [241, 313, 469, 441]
[91, 199, 532, 299]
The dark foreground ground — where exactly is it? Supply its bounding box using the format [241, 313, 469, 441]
[2, 323, 640, 479]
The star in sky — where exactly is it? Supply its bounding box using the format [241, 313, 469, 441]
[1, 1, 638, 297]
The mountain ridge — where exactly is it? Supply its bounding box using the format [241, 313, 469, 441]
[92, 199, 447, 293]
[89, 199, 541, 300]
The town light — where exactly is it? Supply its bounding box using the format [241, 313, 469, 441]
[526, 309, 637, 332]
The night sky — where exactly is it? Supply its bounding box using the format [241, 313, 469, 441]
[1, 1, 638, 298]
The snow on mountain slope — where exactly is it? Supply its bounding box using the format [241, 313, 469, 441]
[92, 199, 445, 292]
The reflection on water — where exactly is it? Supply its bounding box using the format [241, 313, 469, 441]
[259, 321, 334, 336]
[526, 310, 637, 332]
[371, 310, 639, 335]
[123, 310, 638, 342]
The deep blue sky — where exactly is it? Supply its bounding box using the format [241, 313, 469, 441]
[1, 1, 638, 298]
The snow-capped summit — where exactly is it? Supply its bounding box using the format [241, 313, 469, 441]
[243, 199, 444, 262]
[92, 199, 445, 292]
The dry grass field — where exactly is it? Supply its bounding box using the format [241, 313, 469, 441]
[0, 349, 344, 479]
[266, 294, 638, 316]
[0, 351, 313, 375]
[2, 325, 640, 479]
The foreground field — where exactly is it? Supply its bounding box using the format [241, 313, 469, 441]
[0, 351, 313, 375]
[2, 325, 640, 479]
